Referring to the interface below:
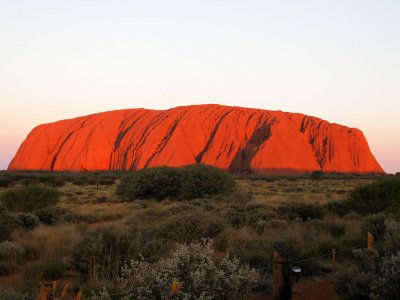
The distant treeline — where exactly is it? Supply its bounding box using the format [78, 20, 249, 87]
[0, 168, 391, 188]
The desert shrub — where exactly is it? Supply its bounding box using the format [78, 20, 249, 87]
[0, 209, 18, 241]
[39, 260, 68, 279]
[327, 222, 346, 237]
[34, 207, 69, 225]
[0, 241, 25, 262]
[0, 173, 15, 188]
[347, 177, 400, 215]
[266, 219, 287, 229]
[0, 241, 25, 275]
[325, 200, 349, 217]
[98, 178, 115, 186]
[371, 251, 400, 300]
[1, 185, 60, 212]
[73, 225, 139, 281]
[246, 206, 277, 224]
[96, 195, 108, 203]
[117, 167, 182, 200]
[117, 164, 235, 201]
[361, 212, 388, 241]
[304, 218, 325, 231]
[229, 236, 272, 269]
[17, 213, 40, 231]
[251, 216, 286, 234]
[218, 206, 246, 228]
[245, 202, 266, 211]
[310, 170, 324, 180]
[110, 239, 258, 300]
[0, 287, 36, 300]
[146, 212, 226, 244]
[188, 198, 216, 211]
[169, 202, 200, 215]
[225, 189, 252, 207]
[179, 164, 235, 199]
[334, 248, 379, 299]
[127, 208, 171, 227]
[63, 212, 99, 224]
[308, 219, 347, 237]
[23, 259, 68, 280]
[382, 219, 400, 256]
[70, 175, 96, 186]
[277, 202, 325, 221]
[252, 220, 268, 234]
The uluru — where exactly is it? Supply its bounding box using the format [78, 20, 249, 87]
[8, 104, 383, 175]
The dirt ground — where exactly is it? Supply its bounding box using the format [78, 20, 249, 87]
[249, 276, 338, 300]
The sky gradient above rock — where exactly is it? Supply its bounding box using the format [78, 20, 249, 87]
[1, 1, 399, 173]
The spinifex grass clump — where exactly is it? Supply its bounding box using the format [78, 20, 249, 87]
[117, 164, 235, 201]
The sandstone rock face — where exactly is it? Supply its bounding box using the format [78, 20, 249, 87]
[8, 104, 384, 174]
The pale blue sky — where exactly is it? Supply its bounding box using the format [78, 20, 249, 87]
[1, 0, 399, 172]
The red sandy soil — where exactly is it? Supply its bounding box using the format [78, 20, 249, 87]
[248, 276, 338, 300]
[9, 104, 383, 175]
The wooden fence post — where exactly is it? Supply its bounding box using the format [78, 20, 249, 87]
[272, 241, 292, 300]
[76, 289, 82, 300]
[332, 249, 336, 272]
[368, 232, 374, 250]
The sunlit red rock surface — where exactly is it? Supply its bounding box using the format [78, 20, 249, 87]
[8, 104, 384, 174]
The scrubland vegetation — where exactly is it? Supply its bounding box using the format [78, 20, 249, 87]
[0, 167, 399, 299]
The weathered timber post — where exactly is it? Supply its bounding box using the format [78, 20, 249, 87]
[367, 232, 374, 250]
[76, 289, 82, 300]
[332, 249, 336, 272]
[273, 241, 292, 300]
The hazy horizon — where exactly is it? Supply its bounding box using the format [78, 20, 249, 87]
[1, 0, 399, 173]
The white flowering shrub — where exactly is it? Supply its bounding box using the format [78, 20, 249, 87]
[98, 239, 258, 300]
[371, 251, 400, 300]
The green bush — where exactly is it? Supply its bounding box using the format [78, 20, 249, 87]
[347, 177, 400, 215]
[310, 170, 324, 180]
[23, 259, 68, 280]
[1, 185, 60, 212]
[179, 164, 235, 199]
[0, 209, 18, 241]
[117, 164, 235, 201]
[63, 212, 99, 224]
[117, 167, 182, 200]
[371, 251, 400, 300]
[34, 207, 68, 225]
[246, 206, 277, 225]
[361, 213, 388, 241]
[229, 237, 273, 269]
[17, 213, 40, 231]
[0, 241, 25, 275]
[0, 241, 25, 262]
[40, 260, 68, 280]
[277, 202, 325, 221]
[218, 206, 246, 228]
[383, 219, 400, 256]
[334, 249, 380, 299]
[325, 200, 349, 217]
[143, 212, 226, 244]
[327, 222, 346, 237]
[0, 287, 36, 300]
[0, 173, 15, 188]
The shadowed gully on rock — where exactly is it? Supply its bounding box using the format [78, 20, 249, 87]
[8, 104, 384, 175]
